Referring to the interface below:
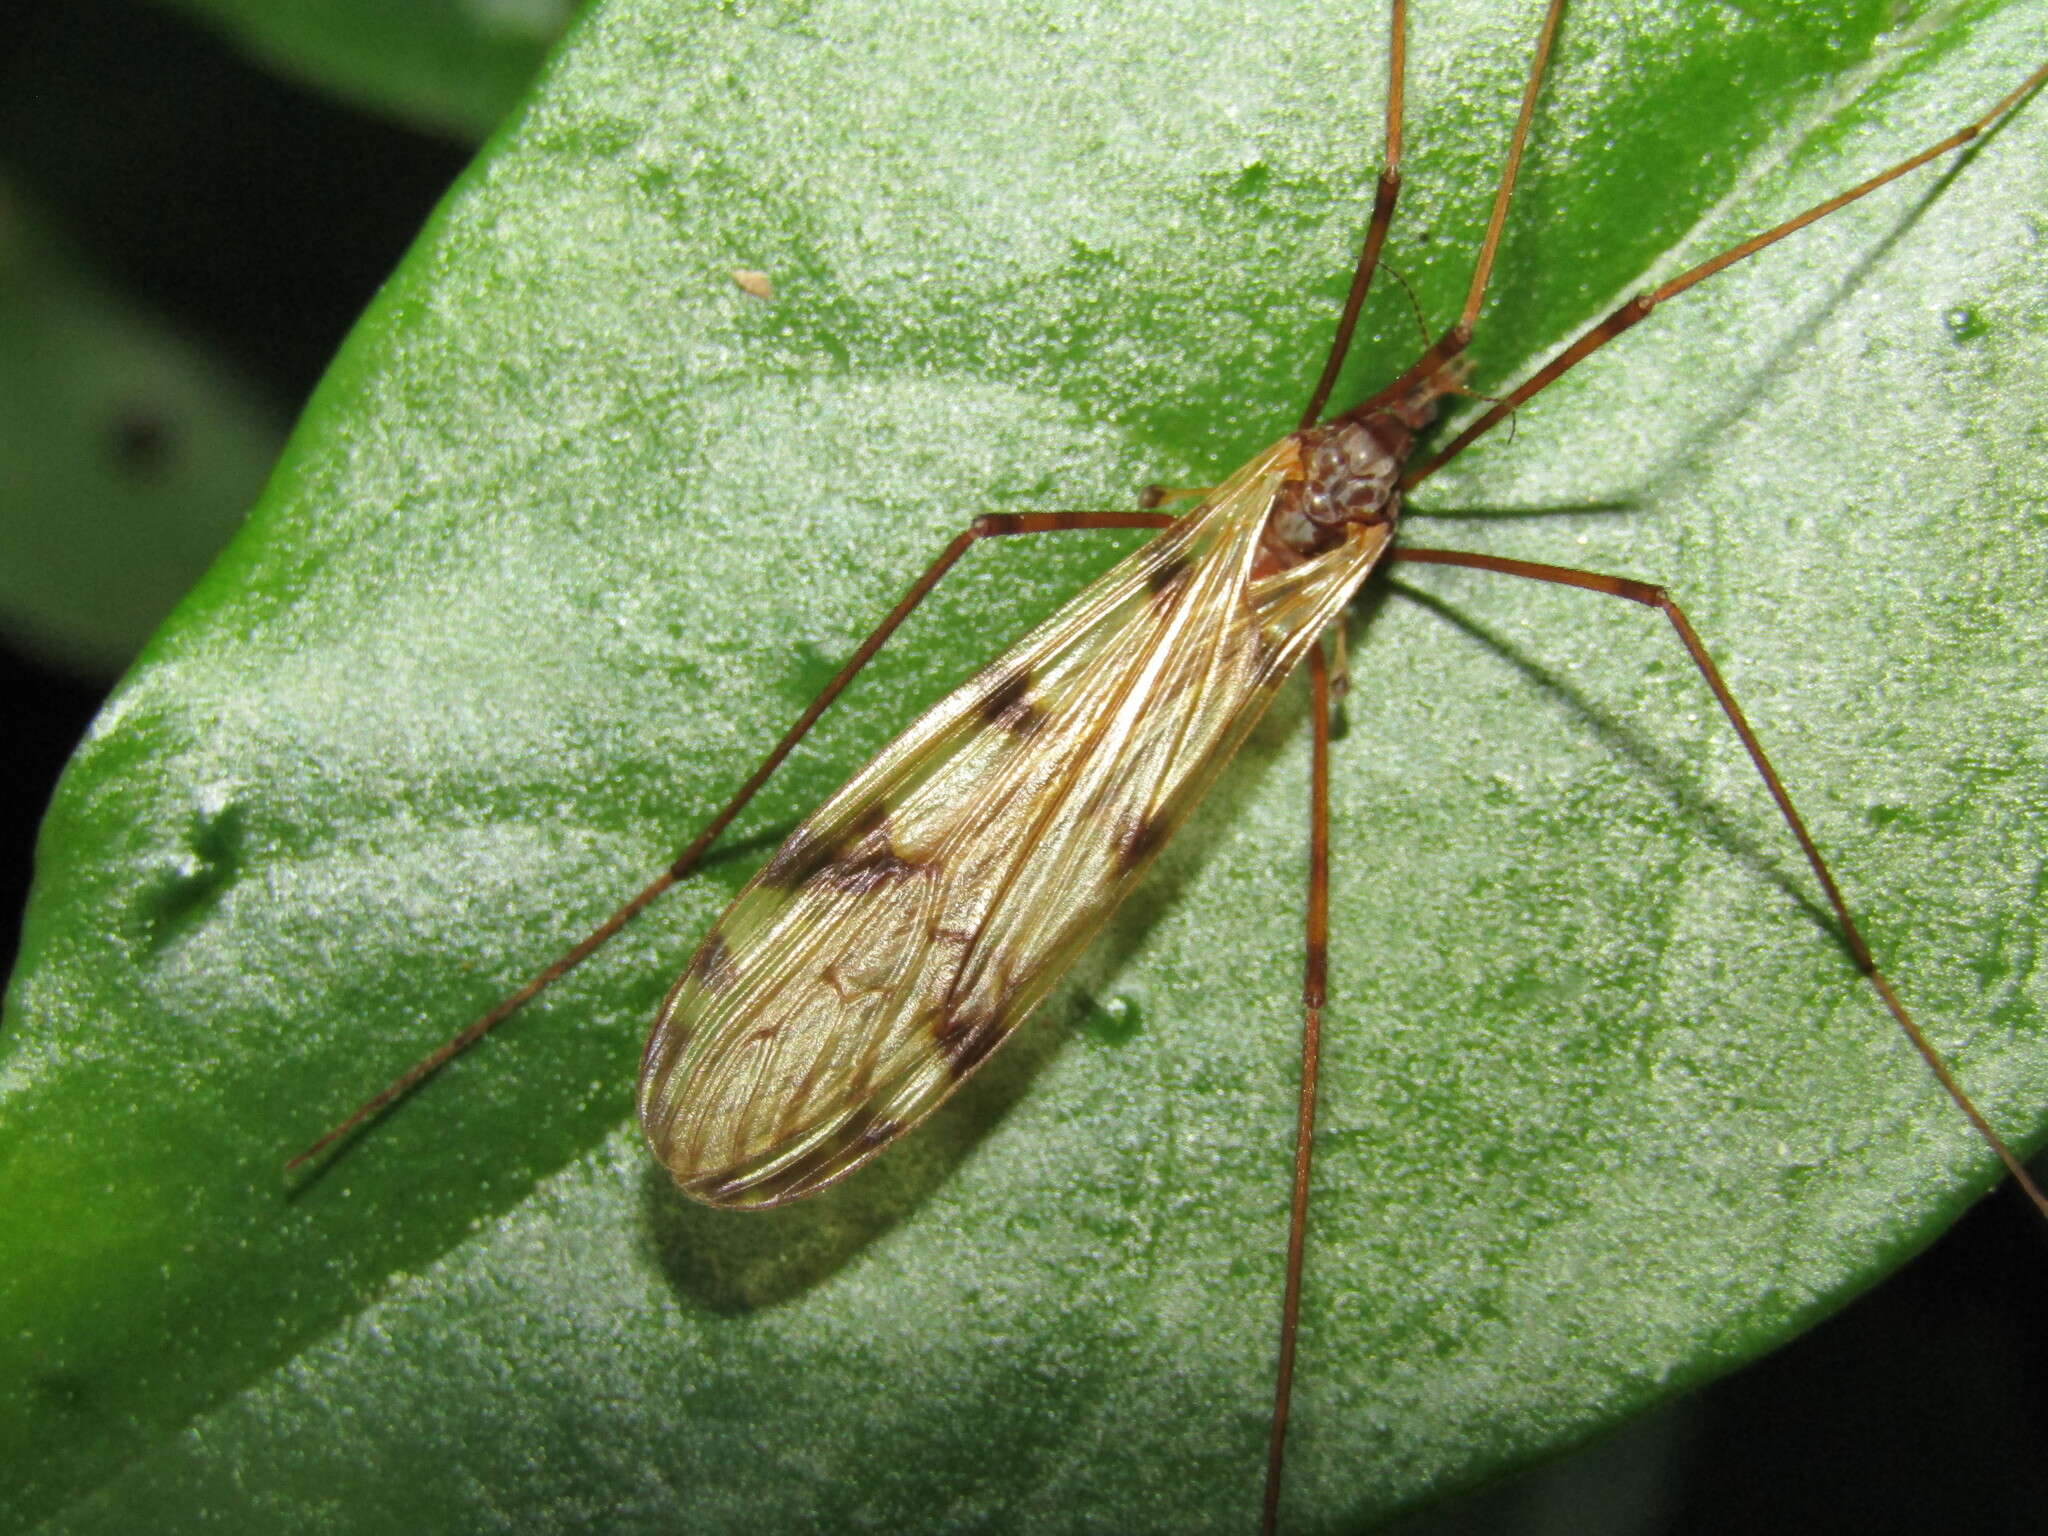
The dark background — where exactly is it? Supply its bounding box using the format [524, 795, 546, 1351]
[2, 4, 2042, 1530]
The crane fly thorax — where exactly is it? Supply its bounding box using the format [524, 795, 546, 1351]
[1259, 370, 1451, 572]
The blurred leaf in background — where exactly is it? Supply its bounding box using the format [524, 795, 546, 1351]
[0, 184, 283, 674]
[154, 0, 583, 140]
[0, 0, 570, 682]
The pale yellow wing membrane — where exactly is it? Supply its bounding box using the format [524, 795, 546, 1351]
[638, 438, 1394, 1207]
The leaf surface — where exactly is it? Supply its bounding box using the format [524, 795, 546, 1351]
[6, 1, 2045, 1530]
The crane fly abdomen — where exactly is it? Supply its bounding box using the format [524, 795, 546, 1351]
[637, 394, 1444, 1209]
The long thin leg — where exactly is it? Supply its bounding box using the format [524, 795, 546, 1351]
[1260, 637, 1334, 1536]
[1409, 55, 2048, 487]
[1297, 0, 1408, 428]
[1253, 10, 1569, 1480]
[1456, 0, 1567, 335]
[1392, 545, 2048, 1219]
[1330, 0, 1570, 426]
[287, 509, 1177, 1173]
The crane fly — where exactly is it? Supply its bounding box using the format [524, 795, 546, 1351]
[287, 1, 2048, 1527]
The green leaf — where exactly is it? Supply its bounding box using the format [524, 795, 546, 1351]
[0, 184, 282, 674]
[150, 0, 583, 139]
[6, 0, 2045, 1530]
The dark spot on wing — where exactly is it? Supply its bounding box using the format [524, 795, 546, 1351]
[818, 848, 918, 894]
[936, 1006, 1007, 1078]
[759, 824, 828, 887]
[1149, 551, 1192, 603]
[979, 666, 1030, 721]
[758, 802, 907, 891]
[684, 929, 737, 993]
[1115, 813, 1166, 875]
[816, 818, 921, 894]
[841, 801, 889, 842]
[978, 665, 1046, 736]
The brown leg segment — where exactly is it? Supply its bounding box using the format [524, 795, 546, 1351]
[1392, 545, 2048, 1220]
[1138, 484, 1215, 511]
[1260, 5, 1583, 1519]
[1326, 0, 1574, 434]
[1296, 0, 1407, 429]
[1410, 54, 2048, 488]
[1456, 0, 1568, 334]
[287, 509, 1176, 1174]
[1261, 637, 1334, 1536]
[1296, 0, 1408, 429]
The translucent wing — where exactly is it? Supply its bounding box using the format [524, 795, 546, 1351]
[638, 438, 1393, 1207]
